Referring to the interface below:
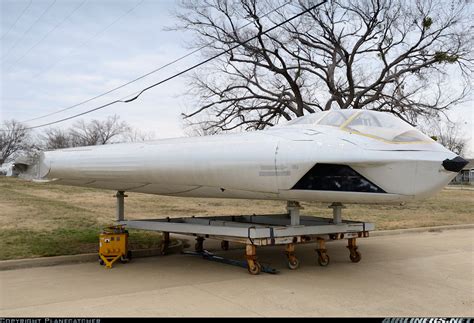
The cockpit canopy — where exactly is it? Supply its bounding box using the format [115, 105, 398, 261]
[286, 110, 433, 144]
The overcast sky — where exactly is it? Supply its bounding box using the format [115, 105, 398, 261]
[1, 0, 473, 156]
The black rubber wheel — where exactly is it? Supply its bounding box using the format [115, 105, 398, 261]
[247, 262, 262, 275]
[318, 254, 330, 267]
[98, 256, 105, 266]
[120, 251, 133, 263]
[350, 250, 361, 263]
[221, 240, 229, 251]
[287, 258, 300, 270]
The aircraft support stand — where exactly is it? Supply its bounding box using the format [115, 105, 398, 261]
[329, 202, 345, 224]
[115, 193, 374, 275]
[115, 191, 127, 222]
[287, 201, 301, 226]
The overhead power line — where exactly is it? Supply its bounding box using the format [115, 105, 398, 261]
[24, 0, 327, 130]
[4, 0, 87, 73]
[0, 0, 33, 41]
[21, 1, 292, 124]
[1, 0, 57, 62]
[21, 45, 206, 124]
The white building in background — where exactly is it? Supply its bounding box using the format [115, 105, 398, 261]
[451, 159, 474, 185]
[0, 162, 14, 176]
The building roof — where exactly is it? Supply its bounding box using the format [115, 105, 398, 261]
[463, 159, 474, 170]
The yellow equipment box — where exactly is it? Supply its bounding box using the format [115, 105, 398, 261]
[99, 225, 131, 268]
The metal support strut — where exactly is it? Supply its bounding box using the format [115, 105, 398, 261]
[329, 202, 345, 224]
[161, 232, 170, 255]
[287, 201, 302, 226]
[115, 191, 127, 221]
[182, 249, 278, 274]
[195, 237, 205, 252]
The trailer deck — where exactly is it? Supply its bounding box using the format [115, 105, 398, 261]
[120, 214, 373, 245]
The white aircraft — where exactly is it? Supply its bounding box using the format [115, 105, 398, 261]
[17, 109, 467, 204]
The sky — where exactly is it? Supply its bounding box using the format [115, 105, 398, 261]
[1, 0, 473, 157]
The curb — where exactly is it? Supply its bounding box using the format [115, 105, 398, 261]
[370, 224, 474, 237]
[0, 240, 183, 271]
[1, 224, 472, 271]
[445, 186, 474, 191]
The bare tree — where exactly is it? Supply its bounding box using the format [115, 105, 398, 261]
[173, 0, 472, 132]
[420, 119, 467, 155]
[40, 128, 73, 150]
[175, 0, 319, 131]
[183, 118, 223, 137]
[123, 129, 156, 142]
[40, 115, 153, 149]
[0, 120, 33, 165]
[69, 115, 131, 146]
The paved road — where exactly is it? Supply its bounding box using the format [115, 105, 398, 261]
[1, 229, 473, 317]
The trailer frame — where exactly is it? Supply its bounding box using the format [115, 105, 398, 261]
[115, 193, 373, 274]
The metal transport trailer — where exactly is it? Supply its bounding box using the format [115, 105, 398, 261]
[115, 192, 374, 275]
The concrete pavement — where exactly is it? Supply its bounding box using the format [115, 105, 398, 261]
[1, 228, 473, 317]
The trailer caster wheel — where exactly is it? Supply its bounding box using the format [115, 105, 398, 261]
[347, 238, 360, 263]
[221, 240, 229, 251]
[317, 252, 330, 267]
[287, 258, 300, 270]
[247, 261, 262, 275]
[98, 257, 105, 266]
[349, 250, 361, 263]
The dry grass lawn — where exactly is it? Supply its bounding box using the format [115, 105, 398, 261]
[0, 176, 472, 260]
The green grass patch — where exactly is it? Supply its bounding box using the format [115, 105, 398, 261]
[1, 227, 101, 259]
[0, 227, 163, 260]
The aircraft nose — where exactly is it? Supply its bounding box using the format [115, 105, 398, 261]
[442, 156, 469, 173]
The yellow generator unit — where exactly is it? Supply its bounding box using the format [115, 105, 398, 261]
[99, 225, 131, 268]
